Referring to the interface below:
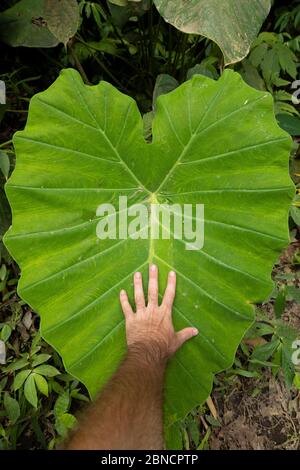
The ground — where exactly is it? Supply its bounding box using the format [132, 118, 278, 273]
[211, 370, 300, 450]
[209, 241, 300, 450]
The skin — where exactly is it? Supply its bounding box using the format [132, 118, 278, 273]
[64, 264, 198, 450]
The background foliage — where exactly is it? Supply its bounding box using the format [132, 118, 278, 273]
[0, 0, 299, 450]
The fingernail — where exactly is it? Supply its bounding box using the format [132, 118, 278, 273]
[135, 272, 141, 278]
[192, 328, 199, 336]
[169, 271, 176, 277]
[120, 289, 126, 296]
[150, 264, 156, 271]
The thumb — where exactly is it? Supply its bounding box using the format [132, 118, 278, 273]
[176, 327, 198, 350]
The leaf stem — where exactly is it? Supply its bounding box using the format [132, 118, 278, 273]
[148, 1, 154, 74]
[0, 140, 12, 148]
[68, 42, 91, 85]
[93, 56, 129, 93]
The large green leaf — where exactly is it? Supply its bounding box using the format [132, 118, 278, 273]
[4, 69, 293, 435]
[0, 0, 58, 48]
[0, 0, 79, 48]
[154, 0, 271, 65]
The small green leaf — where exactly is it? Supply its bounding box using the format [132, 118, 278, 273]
[249, 43, 269, 67]
[0, 151, 10, 179]
[51, 380, 65, 395]
[234, 369, 260, 378]
[239, 60, 266, 91]
[251, 338, 280, 364]
[33, 365, 60, 377]
[70, 389, 90, 402]
[14, 369, 31, 391]
[55, 413, 77, 438]
[197, 427, 211, 450]
[252, 32, 278, 47]
[54, 391, 70, 417]
[0, 264, 7, 281]
[59, 412, 77, 428]
[281, 341, 295, 389]
[1, 324, 11, 342]
[3, 393, 20, 424]
[275, 321, 298, 342]
[246, 322, 274, 338]
[32, 373, 48, 397]
[274, 287, 286, 318]
[205, 415, 221, 427]
[290, 205, 300, 226]
[249, 358, 277, 367]
[294, 373, 300, 390]
[24, 373, 38, 408]
[31, 354, 51, 367]
[187, 61, 219, 81]
[0, 377, 8, 391]
[87, 39, 118, 55]
[261, 48, 280, 85]
[153, 74, 179, 109]
[277, 43, 297, 79]
[240, 341, 250, 357]
[276, 114, 300, 136]
[5, 356, 29, 372]
[286, 286, 300, 304]
[187, 418, 200, 445]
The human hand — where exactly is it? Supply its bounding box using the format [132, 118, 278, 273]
[120, 264, 198, 363]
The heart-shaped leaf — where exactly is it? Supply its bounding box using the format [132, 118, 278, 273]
[4, 69, 293, 433]
[0, 0, 58, 48]
[154, 0, 271, 65]
[0, 0, 79, 48]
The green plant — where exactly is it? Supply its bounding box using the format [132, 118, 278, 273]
[236, 28, 300, 137]
[0, 0, 272, 91]
[275, 1, 300, 33]
[3, 67, 294, 444]
[250, 33, 298, 94]
[231, 311, 299, 389]
[0, 254, 89, 449]
[1, 352, 86, 449]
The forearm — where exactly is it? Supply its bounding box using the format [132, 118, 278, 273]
[64, 265, 197, 450]
[65, 342, 166, 450]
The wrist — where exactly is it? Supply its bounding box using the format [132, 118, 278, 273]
[127, 340, 168, 369]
